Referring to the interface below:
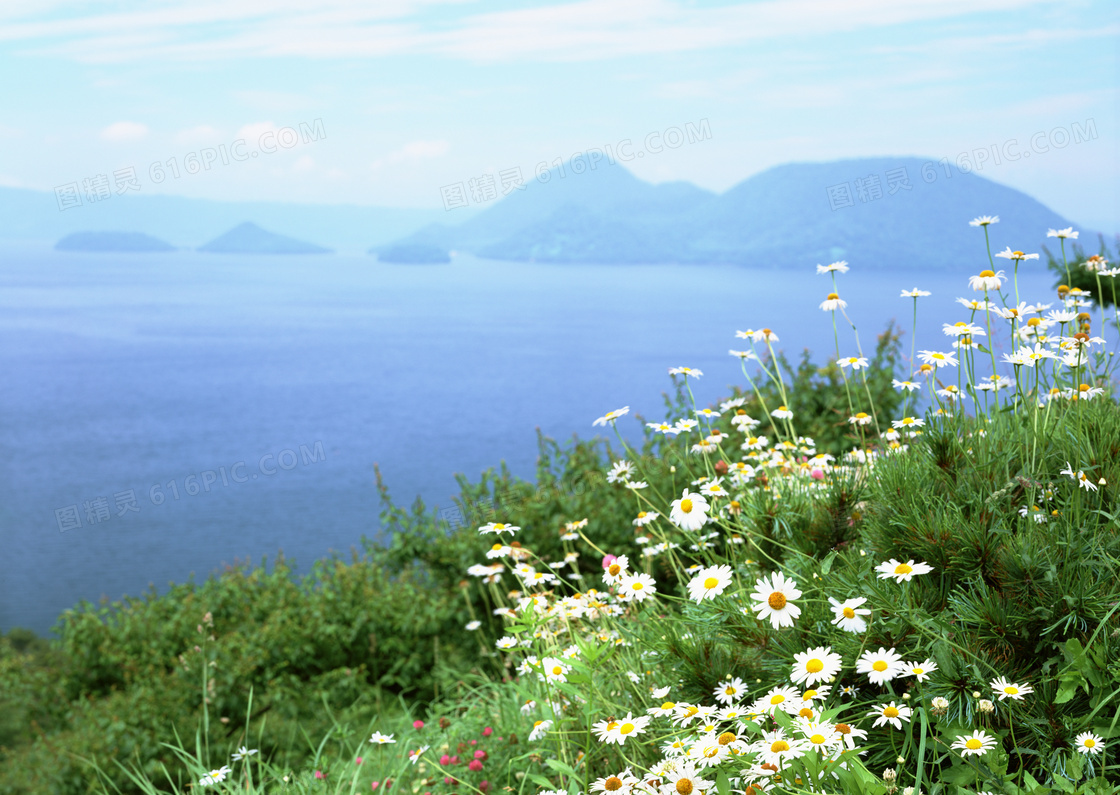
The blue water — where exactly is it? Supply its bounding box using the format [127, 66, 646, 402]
[0, 245, 1067, 635]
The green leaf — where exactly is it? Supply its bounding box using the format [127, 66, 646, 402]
[528, 774, 555, 790]
[1051, 775, 1075, 793]
[821, 551, 837, 575]
[545, 758, 579, 780]
[1067, 751, 1083, 781]
[939, 763, 977, 786]
[716, 769, 730, 795]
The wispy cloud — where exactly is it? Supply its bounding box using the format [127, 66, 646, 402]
[5, 0, 1060, 63]
[371, 139, 450, 170]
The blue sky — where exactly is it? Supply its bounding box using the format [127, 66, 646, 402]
[1, 0, 1117, 231]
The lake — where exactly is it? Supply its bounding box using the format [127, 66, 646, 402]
[0, 245, 1070, 635]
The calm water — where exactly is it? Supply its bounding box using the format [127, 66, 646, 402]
[0, 246, 1064, 635]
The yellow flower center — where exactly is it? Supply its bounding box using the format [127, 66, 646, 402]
[826, 293, 839, 300]
[872, 661, 888, 672]
[855, 412, 868, 419]
[979, 270, 995, 278]
[1085, 739, 1096, 748]
[724, 685, 736, 694]
[534, 720, 543, 727]
[680, 499, 693, 513]
[676, 779, 693, 795]
[1012, 251, 1024, 257]
[632, 582, 644, 590]
[608, 564, 621, 576]
[894, 563, 913, 574]
[835, 723, 851, 735]
[660, 702, 675, 710]
[491, 543, 502, 550]
[798, 707, 814, 718]
[966, 738, 983, 750]
[704, 577, 720, 589]
[805, 658, 824, 673]
[803, 689, 817, 699]
[685, 706, 699, 716]
[768, 592, 787, 610]
[1004, 686, 1018, 695]
[619, 722, 635, 734]
[770, 740, 790, 753]
[637, 511, 646, 518]
[843, 607, 856, 618]
[718, 732, 736, 745]
[884, 706, 899, 718]
[1080, 383, 1090, 392]
[769, 695, 785, 704]
[704, 746, 719, 758]
[778, 405, 788, 411]
[552, 666, 563, 675]
[810, 733, 826, 744]
[605, 777, 623, 791]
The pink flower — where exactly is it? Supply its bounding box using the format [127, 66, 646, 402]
[470, 740, 477, 746]
[355, 757, 363, 765]
[468, 759, 483, 772]
[482, 727, 493, 737]
[314, 770, 326, 779]
[440, 754, 451, 766]
[474, 750, 486, 760]
[602, 554, 617, 570]
[371, 782, 379, 790]
[413, 720, 425, 729]
[480, 783, 490, 792]
[450, 755, 460, 765]
[811, 468, 825, 481]
[444, 778, 455, 786]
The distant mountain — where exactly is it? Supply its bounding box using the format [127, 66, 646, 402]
[385, 157, 1095, 269]
[0, 187, 453, 252]
[55, 231, 175, 252]
[198, 222, 331, 254]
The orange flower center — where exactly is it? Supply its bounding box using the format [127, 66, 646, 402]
[768, 592, 787, 610]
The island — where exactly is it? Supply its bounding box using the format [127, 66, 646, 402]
[198, 222, 332, 254]
[373, 243, 451, 264]
[55, 231, 176, 252]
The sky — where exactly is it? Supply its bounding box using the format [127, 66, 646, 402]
[1, 0, 1117, 232]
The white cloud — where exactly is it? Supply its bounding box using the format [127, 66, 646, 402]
[235, 121, 276, 141]
[173, 124, 223, 145]
[100, 121, 148, 141]
[371, 139, 449, 169]
[293, 154, 315, 171]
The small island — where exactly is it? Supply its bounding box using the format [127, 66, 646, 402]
[55, 231, 176, 252]
[373, 243, 451, 264]
[198, 222, 332, 254]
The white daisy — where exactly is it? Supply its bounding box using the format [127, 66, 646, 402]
[669, 489, 710, 531]
[790, 646, 843, 687]
[687, 565, 734, 603]
[750, 572, 802, 630]
[875, 559, 934, 582]
[869, 701, 913, 730]
[855, 647, 905, 685]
